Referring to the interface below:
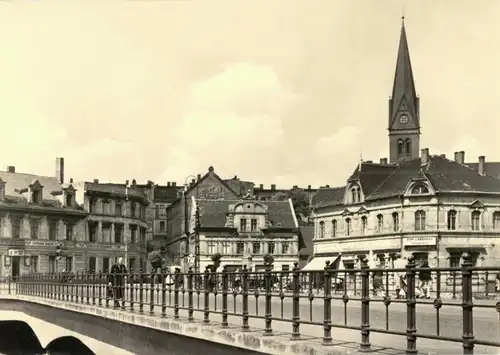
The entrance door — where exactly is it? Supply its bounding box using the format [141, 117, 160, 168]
[11, 256, 20, 279]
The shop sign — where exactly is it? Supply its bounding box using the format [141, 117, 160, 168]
[405, 236, 436, 246]
[8, 249, 25, 257]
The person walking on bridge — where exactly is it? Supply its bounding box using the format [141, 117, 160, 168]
[108, 257, 128, 308]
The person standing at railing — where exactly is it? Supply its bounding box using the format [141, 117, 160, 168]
[393, 254, 407, 299]
[108, 257, 128, 308]
[417, 261, 431, 299]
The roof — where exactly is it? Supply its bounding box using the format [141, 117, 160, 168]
[223, 179, 254, 197]
[84, 182, 147, 200]
[0, 170, 65, 208]
[196, 199, 297, 229]
[314, 155, 500, 209]
[465, 162, 500, 179]
[299, 225, 314, 256]
[153, 186, 181, 203]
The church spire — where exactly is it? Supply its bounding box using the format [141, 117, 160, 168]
[389, 17, 419, 126]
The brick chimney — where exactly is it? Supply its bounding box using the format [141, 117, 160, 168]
[56, 157, 64, 184]
[259, 184, 263, 189]
[380, 158, 388, 165]
[307, 185, 311, 190]
[420, 148, 429, 165]
[325, 185, 330, 188]
[93, 179, 99, 183]
[271, 184, 276, 190]
[197, 174, 201, 181]
[167, 182, 171, 187]
[456, 151, 465, 165]
[6, 166, 15, 173]
[172, 182, 177, 187]
[478, 156, 486, 176]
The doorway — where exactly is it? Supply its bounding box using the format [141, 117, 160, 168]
[11, 256, 20, 279]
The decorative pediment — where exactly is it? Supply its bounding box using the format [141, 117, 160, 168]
[29, 179, 43, 189]
[341, 208, 352, 217]
[469, 199, 484, 210]
[357, 206, 369, 214]
[62, 184, 76, 192]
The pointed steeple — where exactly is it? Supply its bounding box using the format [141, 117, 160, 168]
[389, 17, 419, 127]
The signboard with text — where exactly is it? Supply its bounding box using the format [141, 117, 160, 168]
[405, 236, 437, 247]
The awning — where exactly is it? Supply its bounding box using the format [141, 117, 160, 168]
[301, 255, 341, 272]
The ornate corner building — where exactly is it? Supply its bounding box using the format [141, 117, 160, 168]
[308, 19, 500, 273]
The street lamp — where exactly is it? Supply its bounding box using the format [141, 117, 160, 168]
[184, 175, 200, 276]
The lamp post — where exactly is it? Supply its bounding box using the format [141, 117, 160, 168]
[124, 181, 130, 268]
[184, 175, 200, 277]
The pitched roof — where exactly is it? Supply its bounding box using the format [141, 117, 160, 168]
[196, 199, 297, 229]
[465, 162, 500, 179]
[223, 179, 254, 196]
[0, 170, 64, 207]
[314, 155, 500, 209]
[349, 163, 398, 196]
[299, 225, 314, 256]
[84, 182, 147, 200]
[153, 186, 182, 203]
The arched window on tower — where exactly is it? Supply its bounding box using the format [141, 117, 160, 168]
[405, 139, 411, 155]
[397, 139, 404, 155]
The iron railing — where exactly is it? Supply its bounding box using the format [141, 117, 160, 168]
[10, 253, 500, 354]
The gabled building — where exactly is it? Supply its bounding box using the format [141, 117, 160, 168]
[308, 19, 500, 273]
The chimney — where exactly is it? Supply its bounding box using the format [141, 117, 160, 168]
[478, 156, 486, 176]
[93, 179, 99, 183]
[457, 151, 465, 165]
[191, 178, 195, 185]
[293, 185, 298, 189]
[125, 180, 129, 186]
[326, 185, 330, 188]
[167, 182, 171, 187]
[233, 175, 238, 180]
[69, 178, 74, 183]
[380, 158, 388, 165]
[172, 182, 177, 187]
[271, 184, 276, 190]
[55, 157, 64, 184]
[440, 154, 446, 158]
[6, 166, 15, 173]
[454, 152, 459, 163]
[308, 185, 311, 190]
[259, 184, 263, 189]
[421, 148, 429, 165]
[365, 160, 373, 163]
[197, 174, 201, 181]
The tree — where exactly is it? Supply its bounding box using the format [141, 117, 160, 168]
[272, 189, 312, 221]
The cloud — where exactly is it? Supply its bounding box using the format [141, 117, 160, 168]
[160, 62, 292, 182]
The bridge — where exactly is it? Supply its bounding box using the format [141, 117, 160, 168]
[3, 255, 500, 354]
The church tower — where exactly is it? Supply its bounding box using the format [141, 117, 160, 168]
[388, 17, 420, 164]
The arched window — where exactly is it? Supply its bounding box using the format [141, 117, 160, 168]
[377, 214, 384, 233]
[447, 210, 457, 230]
[415, 210, 426, 231]
[411, 184, 429, 195]
[397, 139, 404, 155]
[350, 184, 361, 204]
[405, 139, 411, 155]
[392, 212, 399, 232]
[493, 212, 500, 230]
[361, 216, 367, 234]
[345, 218, 351, 236]
[319, 221, 325, 238]
[332, 220, 337, 237]
[471, 211, 481, 231]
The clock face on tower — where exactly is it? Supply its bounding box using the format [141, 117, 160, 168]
[399, 114, 409, 124]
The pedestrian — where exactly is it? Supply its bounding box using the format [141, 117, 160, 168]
[418, 261, 431, 299]
[495, 273, 500, 298]
[108, 257, 128, 308]
[393, 254, 407, 299]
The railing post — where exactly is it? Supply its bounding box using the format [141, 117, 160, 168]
[221, 266, 229, 328]
[139, 268, 144, 314]
[149, 271, 155, 315]
[461, 252, 474, 355]
[98, 271, 103, 307]
[359, 255, 371, 351]
[203, 266, 210, 324]
[129, 268, 134, 312]
[406, 256, 417, 355]
[291, 261, 300, 340]
[323, 260, 333, 345]
[174, 268, 180, 320]
[161, 271, 167, 318]
[86, 270, 90, 305]
[188, 267, 194, 322]
[241, 265, 250, 331]
[264, 262, 273, 335]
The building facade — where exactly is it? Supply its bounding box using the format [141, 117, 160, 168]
[308, 19, 500, 276]
[0, 160, 87, 279]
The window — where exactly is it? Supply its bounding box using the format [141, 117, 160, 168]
[131, 202, 136, 218]
[89, 222, 97, 242]
[376, 214, 384, 233]
[350, 185, 361, 203]
[392, 212, 399, 232]
[250, 219, 257, 231]
[240, 218, 247, 232]
[397, 139, 404, 155]
[268, 242, 275, 254]
[282, 242, 289, 254]
[88, 257, 96, 273]
[281, 265, 290, 271]
[140, 228, 146, 247]
[129, 258, 136, 272]
[332, 220, 337, 237]
[49, 256, 56, 273]
[11, 217, 22, 238]
[447, 210, 457, 230]
[493, 212, 500, 229]
[361, 216, 367, 234]
[449, 253, 461, 268]
[114, 224, 123, 243]
[155, 205, 161, 219]
[236, 242, 245, 255]
[345, 218, 351, 236]
[48, 220, 57, 240]
[103, 201, 110, 214]
[30, 256, 38, 273]
[65, 193, 73, 207]
[130, 226, 137, 244]
[405, 139, 411, 155]
[66, 256, 73, 272]
[115, 203, 123, 217]
[222, 242, 230, 254]
[102, 224, 111, 242]
[415, 210, 426, 231]
[32, 190, 42, 204]
[103, 257, 110, 273]
[471, 211, 481, 231]
[30, 219, 40, 239]
[319, 221, 325, 238]
[65, 223, 74, 240]
[89, 199, 97, 213]
[252, 242, 260, 254]
[411, 184, 429, 194]
[159, 221, 166, 232]
[208, 242, 216, 254]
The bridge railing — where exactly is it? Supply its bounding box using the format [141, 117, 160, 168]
[11, 253, 500, 354]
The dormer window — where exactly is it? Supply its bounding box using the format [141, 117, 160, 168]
[29, 180, 44, 204]
[0, 178, 5, 201]
[411, 184, 429, 195]
[350, 184, 361, 204]
[62, 185, 76, 208]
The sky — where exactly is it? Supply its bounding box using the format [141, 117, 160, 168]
[1, 0, 499, 189]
